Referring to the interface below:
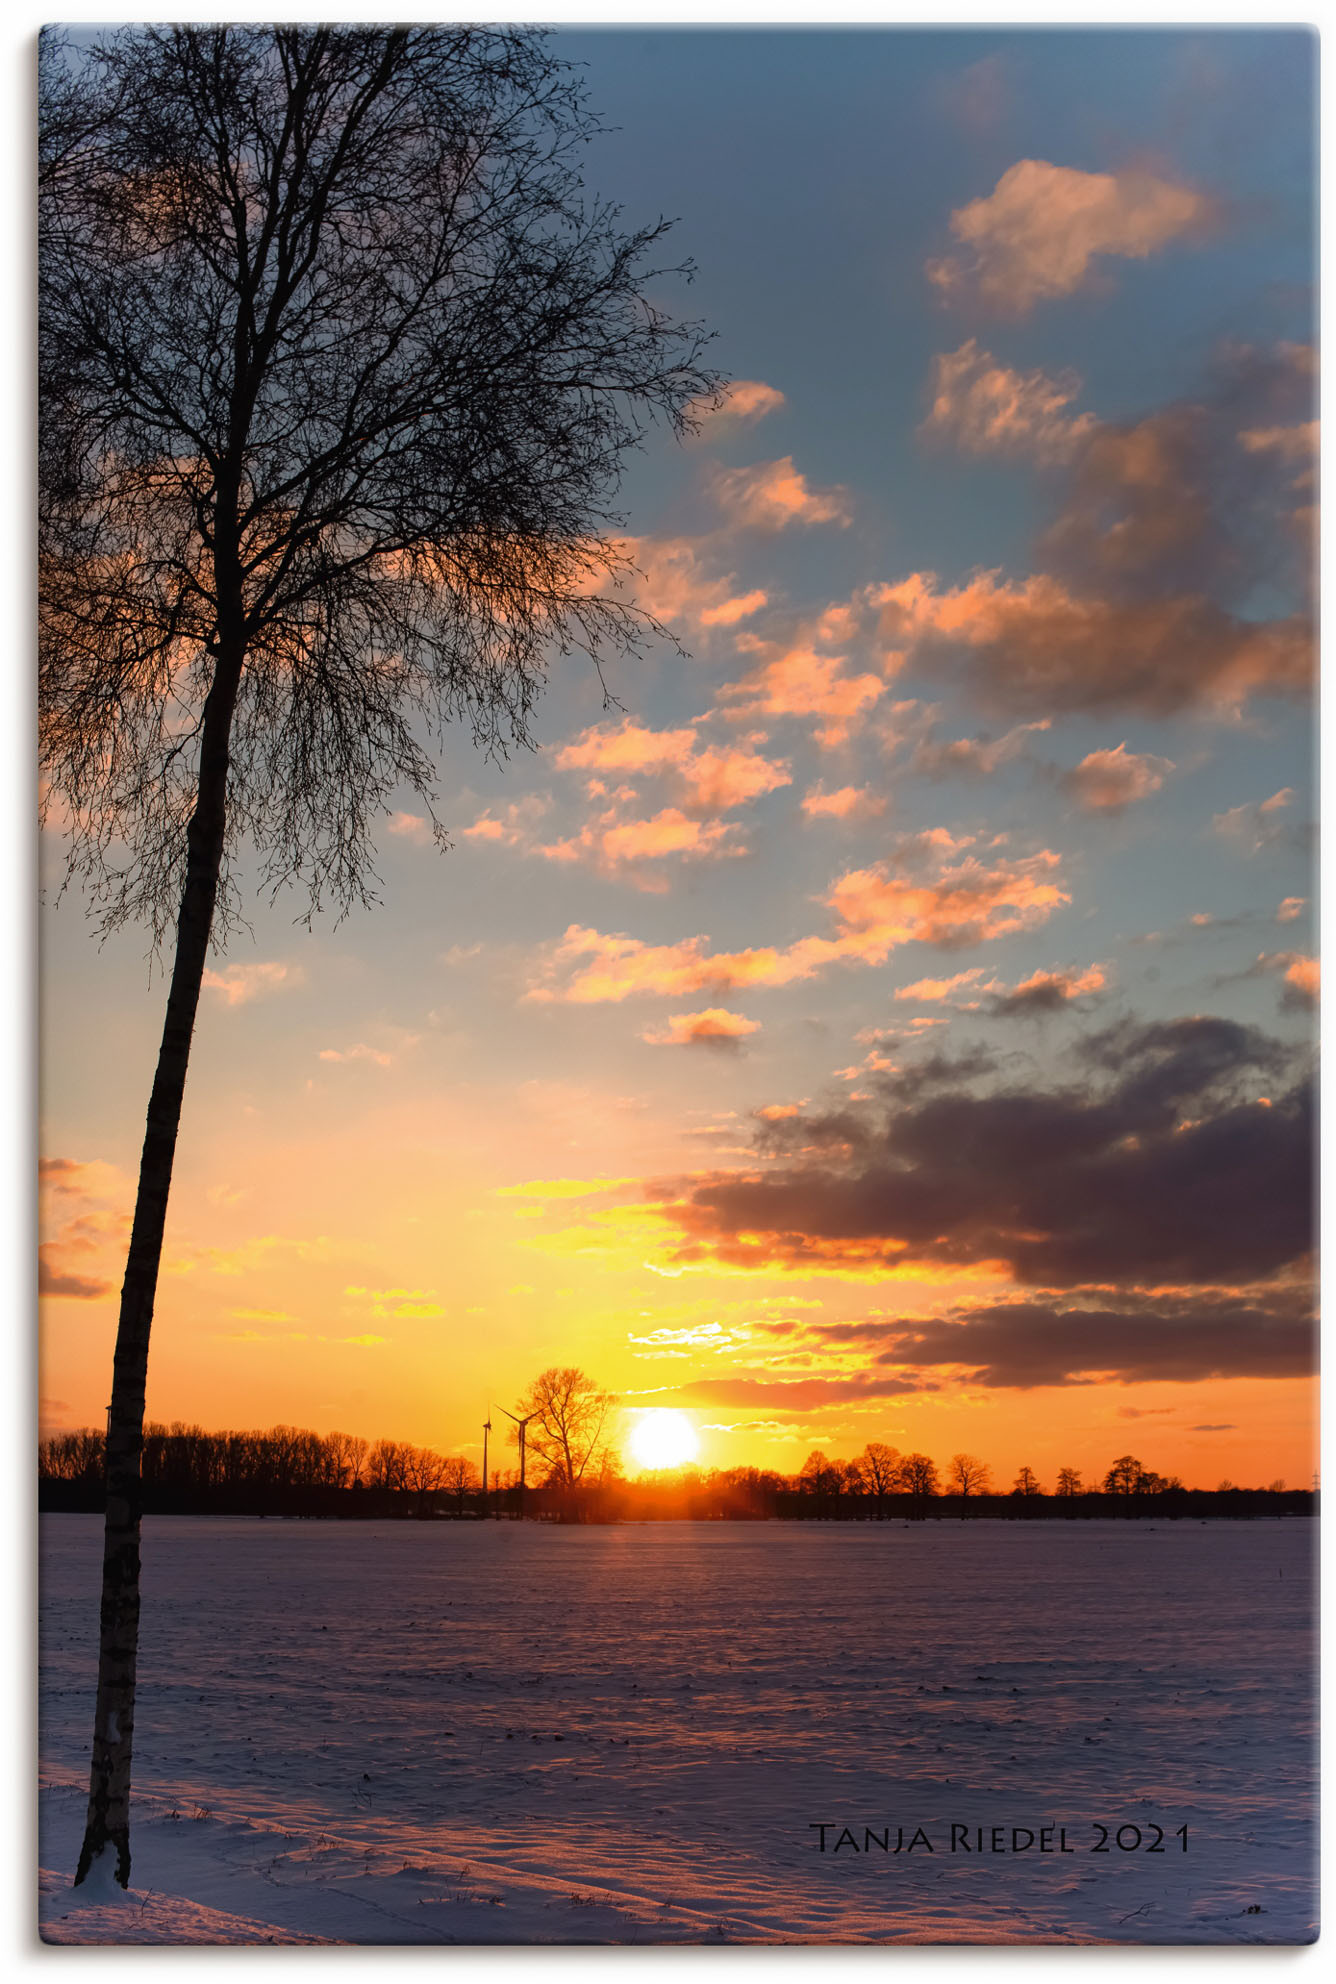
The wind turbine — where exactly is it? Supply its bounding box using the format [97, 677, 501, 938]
[497, 1404, 538, 1518]
[481, 1410, 491, 1517]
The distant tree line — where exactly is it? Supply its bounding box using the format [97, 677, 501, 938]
[39, 1426, 1314, 1523]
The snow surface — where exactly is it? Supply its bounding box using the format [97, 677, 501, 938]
[39, 1515, 1317, 1945]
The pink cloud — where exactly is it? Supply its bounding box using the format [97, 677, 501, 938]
[928, 159, 1214, 315]
[894, 968, 991, 1003]
[871, 570, 1310, 717]
[542, 806, 741, 879]
[201, 961, 301, 1006]
[556, 721, 790, 823]
[614, 536, 770, 631]
[921, 340, 1097, 463]
[528, 844, 1068, 1003]
[912, 717, 1050, 779]
[720, 640, 885, 746]
[556, 722, 699, 779]
[1061, 741, 1174, 811]
[385, 811, 434, 845]
[801, 784, 888, 821]
[691, 379, 786, 428]
[642, 1008, 762, 1051]
[709, 457, 851, 531]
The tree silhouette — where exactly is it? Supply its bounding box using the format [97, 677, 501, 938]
[1012, 1465, 1041, 1497]
[949, 1451, 991, 1515]
[859, 1442, 902, 1518]
[40, 22, 718, 1888]
[899, 1451, 939, 1513]
[1102, 1454, 1145, 1496]
[518, 1366, 618, 1498]
[1055, 1466, 1082, 1499]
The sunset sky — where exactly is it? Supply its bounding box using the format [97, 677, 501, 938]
[39, 27, 1316, 1492]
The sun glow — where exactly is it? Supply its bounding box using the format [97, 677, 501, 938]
[628, 1408, 700, 1472]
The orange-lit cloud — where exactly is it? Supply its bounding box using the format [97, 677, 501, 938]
[540, 806, 742, 885]
[921, 340, 1097, 462]
[557, 721, 700, 779]
[202, 961, 301, 1006]
[1061, 741, 1174, 812]
[801, 784, 888, 821]
[462, 798, 549, 846]
[720, 640, 884, 745]
[912, 717, 1050, 779]
[690, 378, 786, 428]
[642, 1008, 762, 1052]
[984, 964, 1107, 1016]
[318, 1043, 394, 1068]
[709, 456, 851, 531]
[871, 570, 1310, 716]
[385, 811, 435, 845]
[1212, 788, 1307, 855]
[894, 968, 991, 1004]
[528, 842, 1067, 1002]
[928, 159, 1213, 314]
[1244, 951, 1319, 1011]
[556, 722, 789, 817]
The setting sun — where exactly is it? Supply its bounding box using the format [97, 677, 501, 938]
[628, 1409, 699, 1473]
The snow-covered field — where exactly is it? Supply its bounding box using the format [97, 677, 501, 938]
[38, 1514, 1317, 1946]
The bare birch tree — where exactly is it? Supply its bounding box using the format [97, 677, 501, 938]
[39, 22, 718, 1887]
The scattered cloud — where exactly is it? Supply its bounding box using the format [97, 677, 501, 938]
[528, 839, 1067, 1003]
[614, 534, 772, 631]
[709, 457, 851, 531]
[801, 784, 888, 821]
[1212, 788, 1310, 855]
[824, 1288, 1312, 1388]
[385, 811, 435, 846]
[38, 1245, 112, 1301]
[912, 717, 1050, 779]
[921, 340, 1097, 463]
[318, 1043, 394, 1068]
[642, 1008, 762, 1052]
[202, 961, 301, 1006]
[936, 53, 1016, 138]
[718, 639, 885, 746]
[872, 569, 1310, 718]
[894, 968, 991, 1004]
[928, 159, 1213, 315]
[984, 964, 1107, 1017]
[540, 805, 743, 887]
[1061, 742, 1174, 812]
[653, 1015, 1310, 1288]
[691, 378, 786, 428]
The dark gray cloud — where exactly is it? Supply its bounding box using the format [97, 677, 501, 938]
[659, 1015, 1312, 1288]
[38, 1247, 112, 1300]
[746, 1284, 1312, 1390]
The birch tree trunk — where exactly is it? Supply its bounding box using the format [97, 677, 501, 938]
[74, 644, 243, 1889]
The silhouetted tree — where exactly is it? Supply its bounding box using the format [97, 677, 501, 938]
[859, 1442, 901, 1518]
[1103, 1454, 1145, 1496]
[401, 1444, 447, 1514]
[949, 1451, 991, 1515]
[1055, 1466, 1082, 1499]
[41, 22, 718, 1888]
[900, 1452, 939, 1513]
[519, 1366, 618, 1498]
[1012, 1466, 1041, 1497]
[441, 1455, 479, 1513]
